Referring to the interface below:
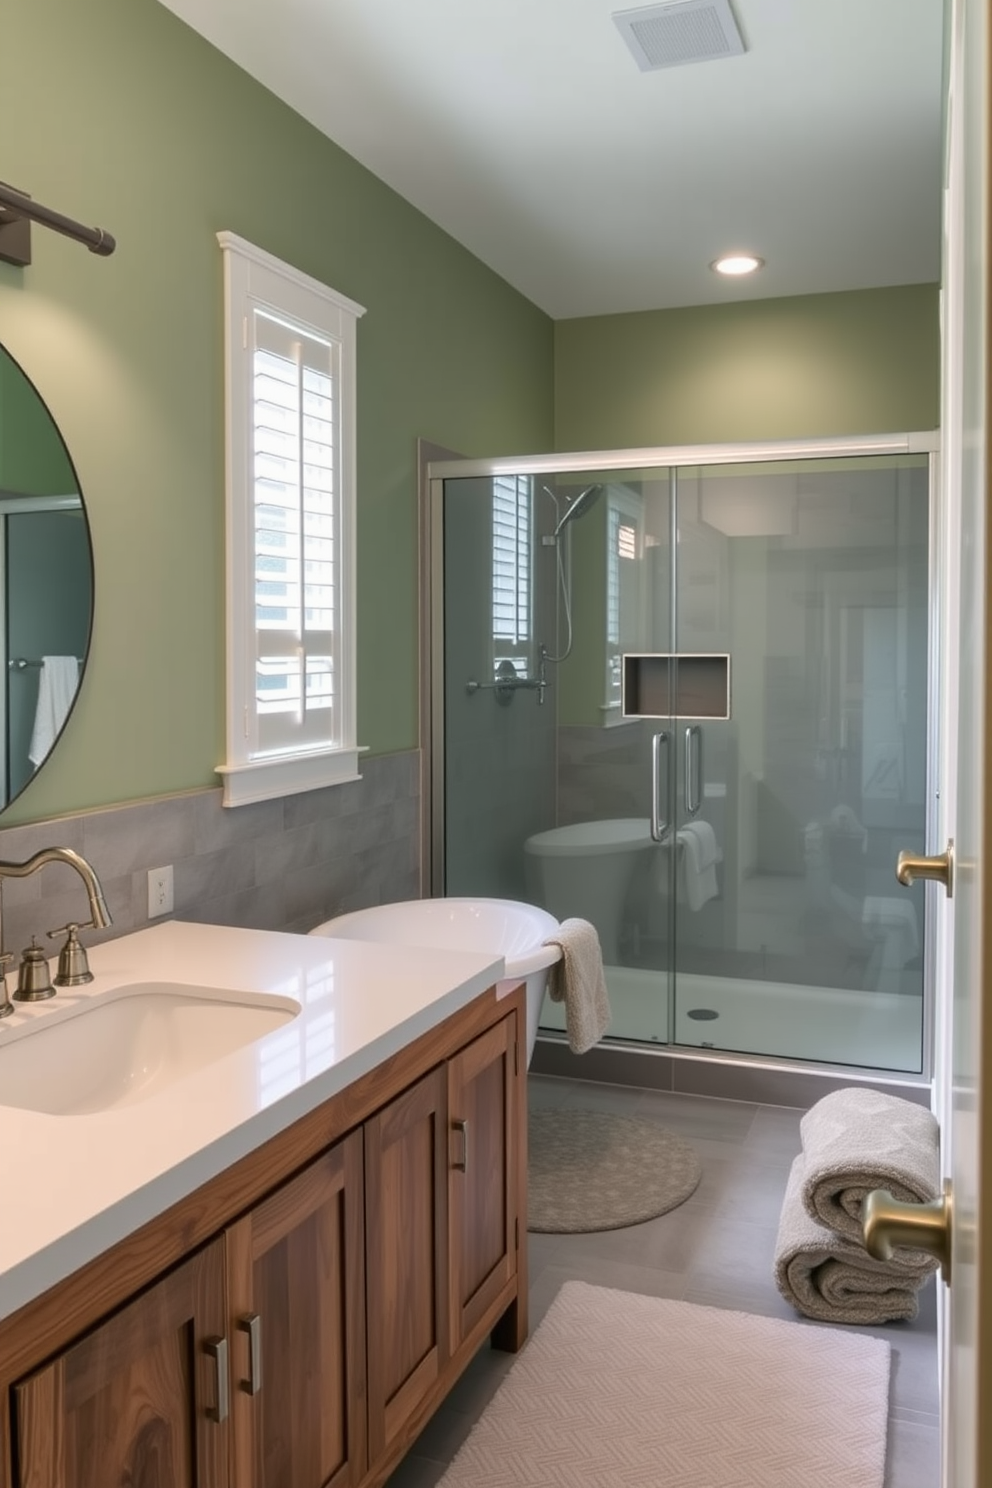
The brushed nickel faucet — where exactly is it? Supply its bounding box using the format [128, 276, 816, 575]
[0, 848, 112, 1015]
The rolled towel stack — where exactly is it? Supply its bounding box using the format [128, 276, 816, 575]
[774, 1087, 940, 1324]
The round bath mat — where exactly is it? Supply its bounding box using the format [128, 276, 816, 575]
[528, 1109, 702, 1233]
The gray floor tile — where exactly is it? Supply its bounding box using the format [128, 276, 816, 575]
[538, 1195, 720, 1274]
[558, 1078, 662, 1116]
[441, 1347, 516, 1417]
[885, 1414, 941, 1488]
[885, 1322, 942, 1417]
[530, 1259, 687, 1321]
[633, 1087, 759, 1142]
[527, 1230, 563, 1282]
[384, 1454, 449, 1488]
[403, 1401, 478, 1465]
[705, 1152, 795, 1224]
[742, 1102, 805, 1155]
[526, 1074, 572, 1110]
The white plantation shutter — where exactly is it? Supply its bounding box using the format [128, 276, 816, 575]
[492, 474, 533, 677]
[252, 313, 337, 752]
[217, 233, 365, 806]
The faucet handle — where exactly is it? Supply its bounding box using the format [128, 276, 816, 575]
[14, 938, 56, 1001]
[47, 922, 94, 987]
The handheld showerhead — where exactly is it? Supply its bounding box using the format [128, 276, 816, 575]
[552, 483, 603, 540]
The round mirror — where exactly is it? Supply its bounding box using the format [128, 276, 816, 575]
[0, 344, 92, 810]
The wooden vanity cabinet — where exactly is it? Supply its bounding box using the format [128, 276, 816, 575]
[364, 1013, 521, 1473]
[447, 1015, 519, 1357]
[365, 1064, 448, 1464]
[13, 1238, 229, 1488]
[226, 1130, 367, 1488]
[1, 985, 526, 1488]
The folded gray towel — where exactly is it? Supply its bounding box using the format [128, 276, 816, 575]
[800, 1087, 940, 1248]
[544, 918, 611, 1054]
[774, 1154, 936, 1325]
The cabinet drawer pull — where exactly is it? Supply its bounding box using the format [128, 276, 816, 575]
[204, 1335, 230, 1422]
[239, 1312, 263, 1395]
[452, 1117, 470, 1172]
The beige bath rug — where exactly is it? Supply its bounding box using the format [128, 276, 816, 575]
[437, 1281, 891, 1488]
[527, 1108, 701, 1232]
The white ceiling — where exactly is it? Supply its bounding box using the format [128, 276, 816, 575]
[156, 0, 946, 320]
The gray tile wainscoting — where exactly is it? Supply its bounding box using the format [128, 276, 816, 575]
[0, 750, 421, 955]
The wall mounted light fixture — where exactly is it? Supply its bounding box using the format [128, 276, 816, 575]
[0, 182, 116, 267]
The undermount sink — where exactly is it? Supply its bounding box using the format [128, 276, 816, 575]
[0, 983, 299, 1117]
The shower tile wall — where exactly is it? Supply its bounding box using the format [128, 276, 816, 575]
[0, 750, 420, 953]
[556, 722, 652, 825]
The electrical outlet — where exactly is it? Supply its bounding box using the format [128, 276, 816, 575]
[147, 865, 174, 919]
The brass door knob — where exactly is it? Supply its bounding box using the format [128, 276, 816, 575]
[896, 839, 954, 896]
[863, 1181, 953, 1284]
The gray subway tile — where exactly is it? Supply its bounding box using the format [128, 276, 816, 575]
[192, 789, 283, 855]
[81, 795, 197, 878]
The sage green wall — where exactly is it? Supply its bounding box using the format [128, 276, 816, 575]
[553, 286, 939, 726]
[0, 349, 76, 497]
[554, 284, 939, 450]
[0, 0, 554, 826]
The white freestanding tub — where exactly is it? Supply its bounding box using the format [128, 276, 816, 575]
[309, 898, 560, 1067]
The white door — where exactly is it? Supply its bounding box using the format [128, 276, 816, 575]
[932, 0, 987, 1481]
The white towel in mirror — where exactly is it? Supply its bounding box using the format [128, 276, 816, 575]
[28, 656, 80, 766]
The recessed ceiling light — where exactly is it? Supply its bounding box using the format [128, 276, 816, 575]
[711, 253, 764, 276]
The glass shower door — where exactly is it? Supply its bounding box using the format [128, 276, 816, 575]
[436, 448, 931, 1076]
[669, 456, 930, 1071]
[536, 468, 678, 1045]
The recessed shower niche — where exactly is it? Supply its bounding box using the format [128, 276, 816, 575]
[621, 654, 730, 720]
[427, 437, 936, 1083]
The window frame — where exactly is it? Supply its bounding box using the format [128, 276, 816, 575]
[217, 231, 366, 807]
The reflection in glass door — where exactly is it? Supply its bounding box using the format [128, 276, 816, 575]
[665, 458, 929, 1071]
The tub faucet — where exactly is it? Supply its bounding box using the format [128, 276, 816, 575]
[0, 847, 112, 1013]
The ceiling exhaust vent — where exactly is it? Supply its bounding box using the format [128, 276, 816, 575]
[613, 0, 746, 72]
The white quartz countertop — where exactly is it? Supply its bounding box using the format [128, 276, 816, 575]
[0, 920, 504, 1323]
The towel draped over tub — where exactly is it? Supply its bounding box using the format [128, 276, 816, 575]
[544, 918, 611, 1054]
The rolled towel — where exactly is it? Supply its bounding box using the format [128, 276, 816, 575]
[544, 918, 611, 1055]
[774, 1154, 936, 1325]
[800, 1087, 940, 1250]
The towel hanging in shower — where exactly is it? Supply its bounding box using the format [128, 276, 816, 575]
[677, 820, 721, 911]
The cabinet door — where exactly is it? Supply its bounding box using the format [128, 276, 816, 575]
[364, 1064, 448, 1463]
[227, 1129, 366, 1488]
[14, 1238, 228, 1488]
[447, 1012, 519, 1354]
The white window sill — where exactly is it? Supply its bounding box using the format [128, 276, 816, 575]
[217, 746, 367, 807]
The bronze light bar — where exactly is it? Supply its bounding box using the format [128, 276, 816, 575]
[0, 182, 116, 266]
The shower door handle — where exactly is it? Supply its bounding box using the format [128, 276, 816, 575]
[685, 726, 702, 817]
[650, 731, 670, 842]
